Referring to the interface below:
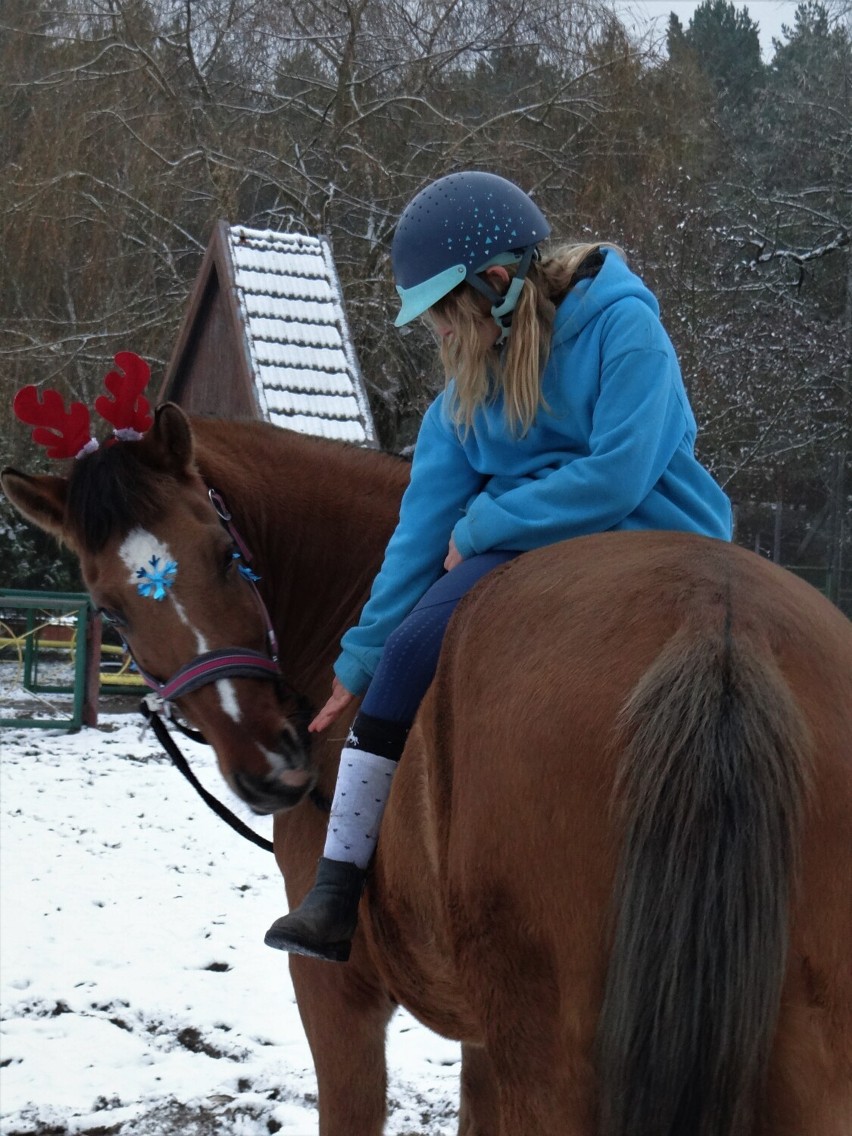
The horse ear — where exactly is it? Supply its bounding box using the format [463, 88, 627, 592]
[142, 403, 195, 475]
[1, 468, 69, 538]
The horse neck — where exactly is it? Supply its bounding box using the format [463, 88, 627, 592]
[191, 419, 407, 692]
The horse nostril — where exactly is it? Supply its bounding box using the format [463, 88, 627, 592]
[278, 725, 310, 770]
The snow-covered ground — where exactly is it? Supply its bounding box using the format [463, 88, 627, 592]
[0, 662, 461, 1135]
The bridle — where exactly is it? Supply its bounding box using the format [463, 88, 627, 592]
[123, 487, 327, 851]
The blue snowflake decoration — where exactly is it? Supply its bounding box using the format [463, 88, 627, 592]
[232, 551, 260, 582]
[136, 555, 178, 601]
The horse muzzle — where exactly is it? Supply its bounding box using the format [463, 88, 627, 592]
[231, 763, 317, 815]
[226, 722, 316, 814]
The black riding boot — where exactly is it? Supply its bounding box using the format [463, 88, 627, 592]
[263, 857, 365, 963]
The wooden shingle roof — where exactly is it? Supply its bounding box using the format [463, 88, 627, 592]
[160, 222, 377, 447]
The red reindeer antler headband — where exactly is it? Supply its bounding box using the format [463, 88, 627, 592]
[13, 352, 154, 460]
[95, 352, 154, 440]
[12, 387, 97, 461]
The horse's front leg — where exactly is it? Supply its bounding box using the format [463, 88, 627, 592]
[289, 949, 395, 1136]
[458, 1042, 501, 1135]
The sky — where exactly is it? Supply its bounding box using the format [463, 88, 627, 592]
[617, 0, 806, 57]
[0, 667, 460, 1135]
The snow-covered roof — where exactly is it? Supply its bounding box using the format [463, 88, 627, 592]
[227, 226, 377, 446]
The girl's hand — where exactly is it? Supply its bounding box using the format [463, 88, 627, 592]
[309, 677, 358, 733]
[444, 535, 463, 571]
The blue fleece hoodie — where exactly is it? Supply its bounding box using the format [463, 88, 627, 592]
[335, 250, 732, 694]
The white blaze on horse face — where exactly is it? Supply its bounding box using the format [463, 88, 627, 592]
[171, 598, 208, 653]
[118, 528, 174, 589]
[214, 679, 242, 723]
[170, 598, 242, 722]
[118, 527, 242, 723]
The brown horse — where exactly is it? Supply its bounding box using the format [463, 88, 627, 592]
[3, 403, 851, 1136]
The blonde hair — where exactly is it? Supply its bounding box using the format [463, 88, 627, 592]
[428, 241, 623, 435]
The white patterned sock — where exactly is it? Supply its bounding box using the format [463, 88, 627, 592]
[323, 748, 398, 869]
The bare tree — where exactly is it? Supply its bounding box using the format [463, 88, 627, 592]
[1, 0, 650, 453]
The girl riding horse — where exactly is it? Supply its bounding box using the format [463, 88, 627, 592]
[265, 169, 733, 962]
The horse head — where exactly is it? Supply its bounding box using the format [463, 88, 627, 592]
[2, 358, 316, 815]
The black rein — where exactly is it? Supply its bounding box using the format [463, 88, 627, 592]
[141, 700, 277, 853]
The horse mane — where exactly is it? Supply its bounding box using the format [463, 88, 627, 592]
[65, 441, 174, 553]
[65, 417, 409, 555]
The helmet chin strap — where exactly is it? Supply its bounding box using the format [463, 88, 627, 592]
[466, 245, 538, 345]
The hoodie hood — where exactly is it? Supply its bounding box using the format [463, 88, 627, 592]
[551, 249, 660, 347]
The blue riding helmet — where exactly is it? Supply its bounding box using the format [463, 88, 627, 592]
[391, 171, 551, 340]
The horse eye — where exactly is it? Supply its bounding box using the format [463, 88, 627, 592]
[98, 607, 127, 628]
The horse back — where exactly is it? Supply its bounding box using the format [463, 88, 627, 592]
[370, 530, 852, 1134]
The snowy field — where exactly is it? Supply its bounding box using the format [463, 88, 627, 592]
[0, 661, 461, 1135]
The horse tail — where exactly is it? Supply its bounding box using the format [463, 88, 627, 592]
[596, 625, 812, 1136]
